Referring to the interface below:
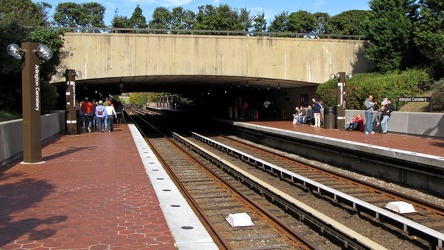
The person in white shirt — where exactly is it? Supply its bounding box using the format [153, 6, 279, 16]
[105, 103, 117, 132]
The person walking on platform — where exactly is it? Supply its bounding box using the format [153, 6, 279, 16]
[105, 103, 117, 132]
[312, 98, 322, 127]
[81, 97, 94, 132]
[95, 100, 108, 133]
[115, 101, 123, 124]
[380, 99, 394, 134]
[363, 95, 377, 134]
[92, 99, 98, 129]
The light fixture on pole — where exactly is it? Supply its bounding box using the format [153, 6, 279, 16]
[331, 72, 352, 129]
[7, 42, 53, 163]
[61, 69, 82, 135]
[7, 44, 23, 59]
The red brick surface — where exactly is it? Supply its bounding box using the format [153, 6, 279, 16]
[0, 124, 175, 249]
[246, 121, 444, 157]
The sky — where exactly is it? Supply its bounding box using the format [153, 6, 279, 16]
[34, 0, 370, 26]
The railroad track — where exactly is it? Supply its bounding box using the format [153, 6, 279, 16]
[127, 109, 321, 249]
[129, 108, 444, 249]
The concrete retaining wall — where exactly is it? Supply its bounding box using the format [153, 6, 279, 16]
[0, 111, 65, 166]
[345, 110, 444, 138]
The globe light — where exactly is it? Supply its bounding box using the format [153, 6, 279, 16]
[7, 44, 22, 59]
[36, 44, 53, 60]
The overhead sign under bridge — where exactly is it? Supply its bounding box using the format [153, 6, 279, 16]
[395, 97, 433, 111]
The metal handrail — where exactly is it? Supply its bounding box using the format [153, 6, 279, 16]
[48, 26, 366, 40]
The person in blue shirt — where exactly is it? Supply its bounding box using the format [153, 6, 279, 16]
[312, 98, 322, 127]
[363, 95, 377, 134]
[95, 100, 108, 133]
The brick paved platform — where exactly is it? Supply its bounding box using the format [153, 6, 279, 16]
[0, 123, 176, 249]
[244, 120, 444, 157]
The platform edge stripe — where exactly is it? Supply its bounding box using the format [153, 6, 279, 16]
[127, 124, 218, 250]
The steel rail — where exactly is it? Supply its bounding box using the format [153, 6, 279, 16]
[190, 131, 444, 249]
[126, 111, 231, 249]
[174, 132, 386, 250]
[130, 110, 319, 249]
[223, 134, 444, 217]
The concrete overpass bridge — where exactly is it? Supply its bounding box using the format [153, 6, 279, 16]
[54, 32, 372, 115]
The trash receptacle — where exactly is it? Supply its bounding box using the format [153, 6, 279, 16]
[323, 107, 336, 129]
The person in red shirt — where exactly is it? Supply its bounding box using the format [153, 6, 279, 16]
[81, 97, 94, 132]
[345, 114, 364, 132]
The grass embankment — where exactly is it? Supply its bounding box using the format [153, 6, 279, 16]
[0, 110, 21, 122]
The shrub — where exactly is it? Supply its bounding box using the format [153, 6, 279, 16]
[431, 78, 444, 111]
[316, 69, 431, 110]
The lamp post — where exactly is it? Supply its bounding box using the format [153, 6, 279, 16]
[7, 42, 53, 163]
[65, 69, 77, 135]
[331, 72, 351, 129]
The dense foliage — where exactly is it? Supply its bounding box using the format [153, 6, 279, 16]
[317, 70, 431, 109]
[0, 0, 64, 113]
[329, 10, 368, 36]
[53, 2, 106, 31]
[363, 0, 420, 72]
[414, 0, 444, 79]
[431, 79, 444, 111]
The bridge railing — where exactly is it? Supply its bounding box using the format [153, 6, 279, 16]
[51, 27, 366, 40]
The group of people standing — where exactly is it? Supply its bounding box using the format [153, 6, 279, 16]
[228, 98, 248, 120]
[364, 95, 394, 134]
[78, 97, 124, 133]
[292, 95, 394, 134]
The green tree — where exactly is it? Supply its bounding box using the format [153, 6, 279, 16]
[81, 2, 106, 29]
[194, 4, 251, 34]
[215, 4, 237, 31]
[363, 0, 420, 72]
[128, 5, 148, 31]
[288, 10, 316, 34]
[414, 0, 444, 79]
[128, 93, 149, 106]
[312, 12, 331, 35]
[268, 11, 290, 34]
[170, 7, 196, 32]
[53, 2, 105, 31]
[252, 10, 267, 33]
[1, 0, 63, 112]
[53, 2, 82, 28]
[238, 8, 252, 32]
[150, 7, 172, 31]
[330, 10, 368, 36]
[194, 5, 216, 30]
[111, 9, 129, 32]
[0, 0, 50, 27]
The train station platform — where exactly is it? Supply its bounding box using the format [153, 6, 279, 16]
[0, 123, 216, 250]
[230, 120, 444, 196]
[238, 120, 444, 158]
[1, 114, 443, 249]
